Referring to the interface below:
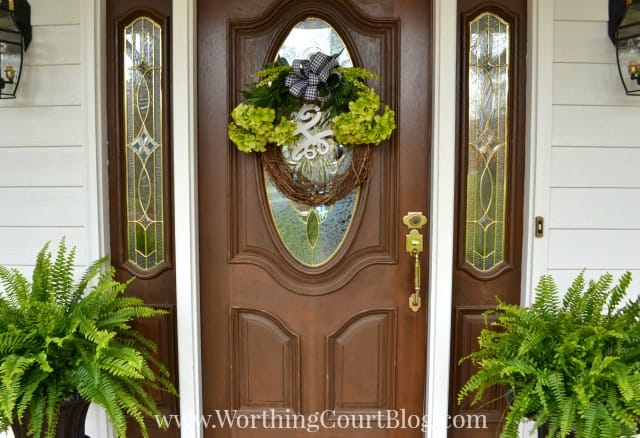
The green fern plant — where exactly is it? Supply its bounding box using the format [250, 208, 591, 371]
[458, 272, 640, 438]
[0, 240, 177, 437]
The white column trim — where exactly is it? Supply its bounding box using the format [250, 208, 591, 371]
[82, 1, 113, 437]
[522, 0, 554, 307]
[521, 0, 554, 436]
[82, 0, 109, 265]
[172, 1, 203, 437]
[426, 0, 457, 436]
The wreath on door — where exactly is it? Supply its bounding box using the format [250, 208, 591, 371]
[227, 52, 396, 206]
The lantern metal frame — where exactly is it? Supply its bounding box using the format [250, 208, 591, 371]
[0, 0, 31, 99]
[610, 0, 640, 95]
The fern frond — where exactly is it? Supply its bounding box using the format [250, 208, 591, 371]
[31, 241, 52, 303]
[562, 270, 585, 312]
[0, 354, 36, 386]
[71, 256, 108, 305]
[558, 396, 576, 438]
[43, 382, 61, 438]
[98, 351, 144, 379]
[582, 273, 613, 324]
[532, 275, 560, 317]
[14, 370, 48, 420]
[50, 237, 76, 307]
[0, 265, 30, 309]
[26, 392, 46, 437]
[608, 271, 632, 315]
[0, 333, 34, 355]
[115, 389, 149, 438]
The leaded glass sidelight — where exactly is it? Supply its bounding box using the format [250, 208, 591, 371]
[265, 18, 358, 267]
[465, 13, 510, 273]
[124, 17, 164, 271]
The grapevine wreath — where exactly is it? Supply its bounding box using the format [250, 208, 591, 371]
[228, 52, 396, 206]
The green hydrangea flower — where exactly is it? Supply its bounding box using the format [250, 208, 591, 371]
[228, 103, 277, 152]
[269, 117, 296, 146]
[332, 88, 396, 146]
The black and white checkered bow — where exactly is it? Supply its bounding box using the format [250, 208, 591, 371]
[285, 52, 341, 101]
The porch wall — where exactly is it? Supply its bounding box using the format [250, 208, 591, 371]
[547, 0, 640, 292]
[0, 0, 89, 271]
[0, 0, 108, 436]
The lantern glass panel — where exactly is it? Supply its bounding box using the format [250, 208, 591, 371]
[0, 8, 23, 98]
[616, 3, 640, 95]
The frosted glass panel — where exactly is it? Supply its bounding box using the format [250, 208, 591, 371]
[465, 13, 510, 272]
[124, 17, 164, 271]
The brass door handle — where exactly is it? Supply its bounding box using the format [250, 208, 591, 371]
[403, 212, 427, 312]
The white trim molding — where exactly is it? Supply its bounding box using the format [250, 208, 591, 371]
[82, 0, 113, 436]
[520, 0, 554, 436]
[82, 0, 109, 263]
[172, 0, 203, 437]
[523, 0, 554, 306]
[426, 0, 457, 436]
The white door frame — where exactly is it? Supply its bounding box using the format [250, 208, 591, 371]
[81, 0, 552, 436]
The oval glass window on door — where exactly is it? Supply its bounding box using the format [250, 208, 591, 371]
[265, 18, 359, 267]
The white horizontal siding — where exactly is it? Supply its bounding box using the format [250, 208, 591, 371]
[550, 147, 640, 188]
[0, 227, 87, 266]
[546, 0, 640, 294]
[549, 188, 640, 229]
[17, 65, 82, 107]
[0, 188, 85, 226]
[548, 229, 640, 269]
[0, 147, 84, 187]
[554, 0, 606, 21]
[30, 0, 81, 26]
[0, 107, 82, 147]
[27, 25, 81, 66]
[553, 63, 638, 107]
[552, 106, 640, 147]
[554, 21, 614, 64]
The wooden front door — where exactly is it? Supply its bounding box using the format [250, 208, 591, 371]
[198, 1, 431, 436]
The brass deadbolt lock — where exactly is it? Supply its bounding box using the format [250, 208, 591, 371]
[403, 212, 427, 230]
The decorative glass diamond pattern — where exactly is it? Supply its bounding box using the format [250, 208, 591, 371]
[124, 17, 164, 271]
[465, 13, 510, 272]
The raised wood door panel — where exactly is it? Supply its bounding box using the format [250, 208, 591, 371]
[198, 0, 431, 436]
[106, 0, 179, 436]
[449, 0, 527, 436]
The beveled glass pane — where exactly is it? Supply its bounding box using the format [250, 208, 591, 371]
[465, 13, 509, 272]
[265, 18, 358, 267]
[124, 16, 164, 271]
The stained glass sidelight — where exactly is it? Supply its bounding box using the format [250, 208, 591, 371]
[265, 18, 358, 267]
[124, 17, 164, 271]
[465, 13, 510, 272]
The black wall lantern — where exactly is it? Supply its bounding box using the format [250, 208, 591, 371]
[0, 0, 31, 99]
[610, 0, 640, 95]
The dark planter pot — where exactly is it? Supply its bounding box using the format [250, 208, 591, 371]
[11, 393, 91, 438]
